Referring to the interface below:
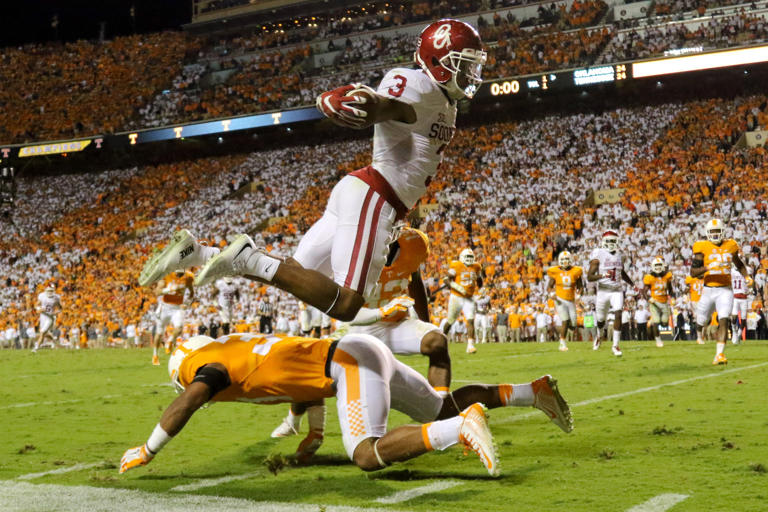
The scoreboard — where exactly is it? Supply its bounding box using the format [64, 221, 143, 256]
[483, 64, 629, 98]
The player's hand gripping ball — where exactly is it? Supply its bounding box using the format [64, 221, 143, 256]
[316, 83, 379, 129]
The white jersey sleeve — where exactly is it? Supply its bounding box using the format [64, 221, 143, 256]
[372, 67, 457, 209]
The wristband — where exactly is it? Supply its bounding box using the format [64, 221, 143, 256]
[146, 424, 173, 455]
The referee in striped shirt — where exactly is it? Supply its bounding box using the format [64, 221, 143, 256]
[258, 296, 273, 334]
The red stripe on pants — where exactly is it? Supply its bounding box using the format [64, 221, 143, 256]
[344, 188, 375, 289]
[356, 196, 386, 295]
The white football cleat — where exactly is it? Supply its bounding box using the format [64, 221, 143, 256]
[195, 234, 256, 287]
[270, 418, 299, 438]
[592, 339, 601, 350]
[656, 340, 664, 348]
[459, 403, 499, 476]
[531, 375, 574, 433]
[139, 229, 198, 287]
[612, 346, 623, 357]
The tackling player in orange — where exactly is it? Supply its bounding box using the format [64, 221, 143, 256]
[642, 257, 674, 348]
[442, 248, 483, 353]
[119, 332, 574, 476]
[690, 219, 750, 365]
[546, 251, 584, 352]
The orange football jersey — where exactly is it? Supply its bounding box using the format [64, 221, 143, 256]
[692, 239, 739, 287]
[643, 271, 672, 303]
[546, 266, 583, 301]
[175, 333, 335, 404]
[685, 275, 703, 303]
[365, 228, 429, 310]
[161, 271, 194, 305]
[448, 260, 482, 298]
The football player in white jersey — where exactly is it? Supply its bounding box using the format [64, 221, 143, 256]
[730, 266, 751, 345]
[139, 19, 487, 329]
[474, 288, 492, 344]
[213, 277, 239, 335]
[33, 285, 62, 352]
[587, 230, 634, 357]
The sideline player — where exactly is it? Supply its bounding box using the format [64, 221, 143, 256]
[152, 270, 194, 366]
[119, 332, 573, 476]
[139, 19, 488, 326]
[690, 219, 749, 364]
[642, 257, 674, 348]
[684, 274, 704, 343]
[474, 287, 492, 344]
[33, 285, 62, 352]
[212, 277, 239, 335]
[587, 230, 634, 357]
[730, 266, 751, 345]
[546, 251, 584, 352]
[442, 248, 483, 353]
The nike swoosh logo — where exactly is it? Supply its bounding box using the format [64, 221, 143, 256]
[264, 264, 273, 274]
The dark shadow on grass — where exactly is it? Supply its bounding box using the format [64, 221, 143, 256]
[294, 453, 355, 467]
[369, 463, 542, 483]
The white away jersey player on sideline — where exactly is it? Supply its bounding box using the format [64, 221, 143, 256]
[373, 67, 457, 209]
[589, 247, 625, 321]
[294, 67, 457, 298]
[731, 269, 750, 319]
[215, 279, 238, 323]
[37, 292, 61, 334]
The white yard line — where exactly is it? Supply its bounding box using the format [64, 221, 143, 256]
[0, 481, 412, 512]
[375, 480, 462, 504]
[16, 463, 103, 481]
[170, 471, 263, 492]
[626, 493, 689, 512]
[498, 361, 768, 425]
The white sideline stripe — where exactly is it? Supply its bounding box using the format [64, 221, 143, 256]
[375, 480, 462, 504]
[498, 361, 768, 425]
[16, 463, 102, 480]
[626, 493, 689, 512]
[170, 471, 262, 492]
[0, 481, 412, 512]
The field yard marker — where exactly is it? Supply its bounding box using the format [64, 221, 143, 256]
[497, 361, 768, 425]
[16, 463, 102, 480]
[625, 493, 689, 511]
[170, 471, 263, 492]
[0, 481, 413, 512]
[375, 480, 462, 504]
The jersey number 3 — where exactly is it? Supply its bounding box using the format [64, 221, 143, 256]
[388, 75, 407, 97]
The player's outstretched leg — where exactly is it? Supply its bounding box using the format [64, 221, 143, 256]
[140, 230, 220, 287]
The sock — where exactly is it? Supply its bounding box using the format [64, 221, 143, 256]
[731, 326, 739, 344]
[434, 386, 450, 398]
[467, 338, 475, 348]
[287, 409, 303, 431]
[559, 337, 566, 347]
[306, 405, 326, 434]
[498, 383, 534, 407]
[613, 330, 620, 346]
[241, 249, 280, 282]
[716, 342, 725, 356]
[421, 415, 463, 451]
[152, 346, 158, 356]
[187, 244, 220, 267]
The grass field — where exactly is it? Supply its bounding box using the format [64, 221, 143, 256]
[1, 340, 767, 512]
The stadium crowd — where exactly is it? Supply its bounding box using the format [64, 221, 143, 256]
[3, 0, 766, 142]
[2, 88, 768, 349]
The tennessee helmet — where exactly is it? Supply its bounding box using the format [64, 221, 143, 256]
[651, 257, 665, 274]
[414, 19, 487, 100]
[706, 218, 724, 244]
[558, 251, 572, 268]
[397, 227, 430, 259]
[459, 248, 475, 265]
[168, 335, 215, 394]
[601, 230, 619, 252]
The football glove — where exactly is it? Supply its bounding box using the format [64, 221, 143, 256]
[316, 84, 378, 129]
[378, 296, 414, 322]
[119, 444, 154, 474]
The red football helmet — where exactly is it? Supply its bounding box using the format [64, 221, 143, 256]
[414, 19, 487, 100]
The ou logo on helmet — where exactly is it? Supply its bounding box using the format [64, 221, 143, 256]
[433, 24, 452, 49]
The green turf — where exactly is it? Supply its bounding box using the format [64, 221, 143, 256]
[1, 341, 767, 511]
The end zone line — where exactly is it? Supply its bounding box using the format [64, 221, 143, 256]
[16, 463, 102, 480]
[626, 493, 689, 512]
[497, 361, 768, 425]
[1, 481, 413, 512]
[375, 480, 462, 504]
